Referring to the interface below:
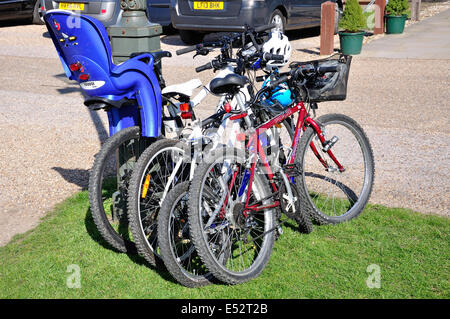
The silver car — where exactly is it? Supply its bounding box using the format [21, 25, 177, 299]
[42, 0, 122, 26]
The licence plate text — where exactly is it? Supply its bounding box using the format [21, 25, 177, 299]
[59, 2, 85, 10]
[193, 1, 224, 10]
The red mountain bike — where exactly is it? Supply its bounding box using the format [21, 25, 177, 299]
[187, 56, 374, 284]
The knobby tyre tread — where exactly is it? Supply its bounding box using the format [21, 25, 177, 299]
[295, 113, 375, 225]
[88, 126, 141, 253]
[158, 181, 214, 287]
[127, 138, 182, 267]
[188, 148, 275, 285]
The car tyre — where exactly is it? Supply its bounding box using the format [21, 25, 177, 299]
[179, 30, 205, 45]
[269, 9, 286, 34]
[33, 0, 45, 25]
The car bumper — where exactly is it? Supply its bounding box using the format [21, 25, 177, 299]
[171, 2, 269, 31]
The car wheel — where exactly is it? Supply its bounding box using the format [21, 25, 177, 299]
[269, 9, 286, 34]
[33, 0, 45, 25]
[334, 1, 343, 34]
[179, 30, 205, 45]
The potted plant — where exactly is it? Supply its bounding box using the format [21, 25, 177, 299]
[385, 0, 410, 34]
[338, 0, 367, 55]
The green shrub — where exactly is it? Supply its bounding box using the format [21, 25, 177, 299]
[338, 0, 367, 32]
[386, 0, 410, 16]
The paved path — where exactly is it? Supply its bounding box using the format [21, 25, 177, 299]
[0, 12, 449, 246]
[362, 9, 450, 59]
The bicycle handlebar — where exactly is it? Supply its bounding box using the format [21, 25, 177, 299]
[176, 45, 198, 55]
[254, 23, 277, 33]
[262, 52, 284, 62]
[317, 65, 340, 74]
[195, 62, 213, 73]
[267, 75, 289, 89]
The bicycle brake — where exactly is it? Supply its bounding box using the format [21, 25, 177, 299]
[282, 163, 303, 178]
[193, 48, 210, 58]
[322, 136, 339, 152]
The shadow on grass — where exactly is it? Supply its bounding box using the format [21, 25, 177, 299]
[83, 206, 179, 285]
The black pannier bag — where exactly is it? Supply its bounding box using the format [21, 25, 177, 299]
[290, 54, 352, 102]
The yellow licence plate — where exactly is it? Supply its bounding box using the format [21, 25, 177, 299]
[59, 2, 85, 10]
[193, 1, 224, 10]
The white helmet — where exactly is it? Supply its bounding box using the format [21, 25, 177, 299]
[262, 31, 292, 69]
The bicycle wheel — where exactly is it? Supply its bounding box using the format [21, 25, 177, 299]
[188, 147, 275, 285]
[88, 126, 154, 252]
[158, 181, 214, 287]
[127, 138, 191, 266]
[295, 113, 375, 224]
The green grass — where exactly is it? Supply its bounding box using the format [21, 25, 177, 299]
[0, 190, 448, 298]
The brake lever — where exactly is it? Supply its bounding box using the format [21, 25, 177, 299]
[193, 48, 211, 58]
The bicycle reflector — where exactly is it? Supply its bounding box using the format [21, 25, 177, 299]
[69, 63, 80, 71]
[230, 113, 247, 121]
[179, 103, 192, 119]
[79, 73, 90, 81]
[141, 174, 151, 199]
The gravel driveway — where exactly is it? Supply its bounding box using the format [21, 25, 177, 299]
[0, 10, 448, 246]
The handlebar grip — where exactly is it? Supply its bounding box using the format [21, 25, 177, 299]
[256, 75, 266, 82]
[176, 45, 197, 55]
[263, 52, 284, 62]
[269, 75, 289, 89]
[254, 23, 277, 33]
[195, 62, 213, 73]
[317, 65, 340, 74]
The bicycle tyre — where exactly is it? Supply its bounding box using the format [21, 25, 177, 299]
[188, 147, 275, 285]
[128, 138, 190, 266]
[158, 181, 215, 287]
[294, 113, 375, 224]
[88, 126, 153, 253]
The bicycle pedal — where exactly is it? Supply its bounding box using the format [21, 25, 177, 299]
[282, 163, 302, 177]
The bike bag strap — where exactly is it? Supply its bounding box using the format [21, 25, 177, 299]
[84, 96, 136, 110]
[130, 51, 171, 62]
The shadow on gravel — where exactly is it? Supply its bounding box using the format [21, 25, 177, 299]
[0, 19, 33, 28]
[57, 87, 82, 94]
[54, 73, 68, 79]
[51, 75, 109, 144]
[286, 26, 320, 41]
[52, 167, 90, 190]
[83, 207, 179, 284]
[296, 48, 341, 56]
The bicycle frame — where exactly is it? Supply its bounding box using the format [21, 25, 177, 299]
[225, 101, 345, 214]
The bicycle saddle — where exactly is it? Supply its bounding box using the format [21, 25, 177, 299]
[209, 74, 248, 95]
[161, 78, 202, 98]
